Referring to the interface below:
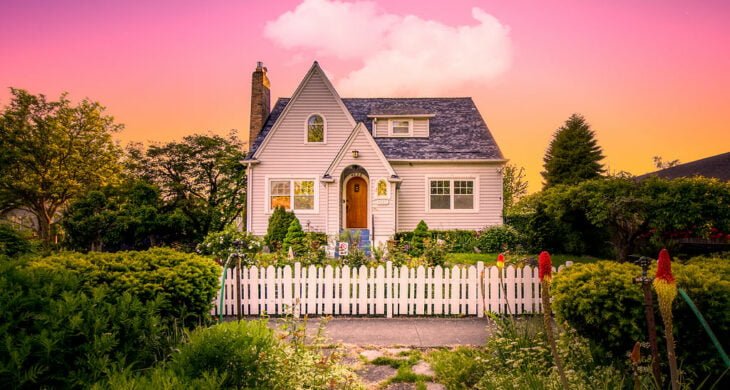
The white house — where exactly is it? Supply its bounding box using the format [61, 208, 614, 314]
[244, 61, 505, 251]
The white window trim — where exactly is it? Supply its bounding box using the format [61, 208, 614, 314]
[424, 175, 480, 213]
[388, 118, 413, 137]
[303, 113, 327, 144]
[264, 176, 320, 214]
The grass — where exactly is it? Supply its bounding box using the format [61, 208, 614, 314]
[368, 350, 432, 387]
[445, 252, 603, 267]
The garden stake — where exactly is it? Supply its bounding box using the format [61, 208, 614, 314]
[632, 255, 663, 387]
[218, 252, 237, 323]
[653, 249, 679, 390]
[677, 287, 730, 368]
[232, 239, 245, 321]
[539, 251, 570, 389]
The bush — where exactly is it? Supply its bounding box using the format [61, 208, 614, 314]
[197, 224, 261, 266]
[422, 238, 447, 267]
[170, 320, 284, 388]
[0, 223, 36, 257]
[552, 259, 730, 382]
[477, 225, 520, 252]
[0, 260, 174, 388]
[30, 248, 220, 326]
[169, 319, 363, 389]
[265, 207, 295, 251]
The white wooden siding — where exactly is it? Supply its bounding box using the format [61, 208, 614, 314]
[213, 262, 572, 317]
[372, 118, 429, 137]
[392, 162, 503, 231]
[250, 71, 354, 236]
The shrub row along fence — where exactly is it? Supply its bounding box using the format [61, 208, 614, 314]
[212, 261, 571, 317]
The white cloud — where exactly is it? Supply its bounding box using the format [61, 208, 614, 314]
[264, 0, 512, 96]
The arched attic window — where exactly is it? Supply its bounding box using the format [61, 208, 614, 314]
[306, 114, 325, 143]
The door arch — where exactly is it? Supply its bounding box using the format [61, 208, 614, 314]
[345, 176, 368, 228]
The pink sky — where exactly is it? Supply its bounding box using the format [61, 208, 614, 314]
[2, 0, 729, 191]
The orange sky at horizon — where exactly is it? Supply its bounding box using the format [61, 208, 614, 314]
[2, 0, 728, 192]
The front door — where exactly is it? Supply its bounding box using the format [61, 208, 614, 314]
[346, 177, 367, 228]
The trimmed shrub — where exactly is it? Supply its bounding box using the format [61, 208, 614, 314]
[30, 248, 220, 325]
[551, 261, 645, 358]
[410, 220, 430, 256]
[0, 260, 173, 388]
[477, 225, 520, 252]
[265, 206, 295, 251]
[552, 259, 730, 381]
[283, 217, 306, 256]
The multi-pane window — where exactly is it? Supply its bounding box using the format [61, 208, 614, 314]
[390, 119, 412, 135]
[429, 179, 475, 210]
[270, 180, 315, 211]
[307, 114, 324, 142]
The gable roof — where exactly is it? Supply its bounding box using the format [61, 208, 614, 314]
[637, 152, 730, 181]
[248, 97, 504, 161]
[250, 62, 356, 159]
[324, 122, 396, 178]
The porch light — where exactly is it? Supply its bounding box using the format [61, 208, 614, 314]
[352, 150, 359, 158]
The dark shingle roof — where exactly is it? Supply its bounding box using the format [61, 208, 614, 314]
[248, 97, 504, 160]
[638, 152, 730, 181]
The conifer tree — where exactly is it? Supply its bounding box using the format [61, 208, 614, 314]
[283, 217, 306, 256]
[541, 114, 605, 188]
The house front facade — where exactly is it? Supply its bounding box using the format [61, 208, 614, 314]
[244, 61, 505, 251]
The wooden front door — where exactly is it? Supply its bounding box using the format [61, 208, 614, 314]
[346, 177, 367, 228]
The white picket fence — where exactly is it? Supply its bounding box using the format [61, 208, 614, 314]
[212, 261, 571, 317]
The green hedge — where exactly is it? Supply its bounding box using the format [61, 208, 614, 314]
[0, 260, 173, 388]
[30, 248, 220, 325]
[552, 258, 730, 381]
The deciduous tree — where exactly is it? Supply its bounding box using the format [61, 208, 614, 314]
[0, 88, 122, 243]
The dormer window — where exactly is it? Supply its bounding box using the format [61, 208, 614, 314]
[389, 119, 413, 136]
[306, 114, 325, 143]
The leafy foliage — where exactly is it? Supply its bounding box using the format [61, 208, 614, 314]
[265, 206, 296, 251]
[30, 248, 220, 325]
[0, 260, 174, 388]
[0, 223, 36, 257]
[197, 224, 261, 266]
[552, 258, 730, 382]
[170, 320, 284, 389]
[502, 164, 528, 214]
[125, 132, 246, 241]
[428, 315, 626, 389]
[512, 176, 730, 258]
[541, 113, 604, 188]
[168, 319, 363, 389]
[477, 225, 520, 253]
[62, 180, 201, 252]
[0, 88, 122, 243]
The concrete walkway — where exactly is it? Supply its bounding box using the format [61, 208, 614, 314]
[272, 317, 493, 347]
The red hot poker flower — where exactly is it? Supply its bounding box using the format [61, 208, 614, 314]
[538, 251, 552, 282]
[655, 248, 675, 283]
[497, 253, 505, 269]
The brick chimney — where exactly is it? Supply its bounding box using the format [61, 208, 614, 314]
[249, 61, 270, 150]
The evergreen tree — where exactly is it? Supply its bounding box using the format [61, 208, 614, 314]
[541, 114, 605, 187]
[264, 206, 295, 251]
[283, 217, 306, 256]
[411, 220, 430, 256]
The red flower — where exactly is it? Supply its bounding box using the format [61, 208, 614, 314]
[497, 253, 505, 269]
[539, 251, 552, 282]
[655, 248, 675, 284]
